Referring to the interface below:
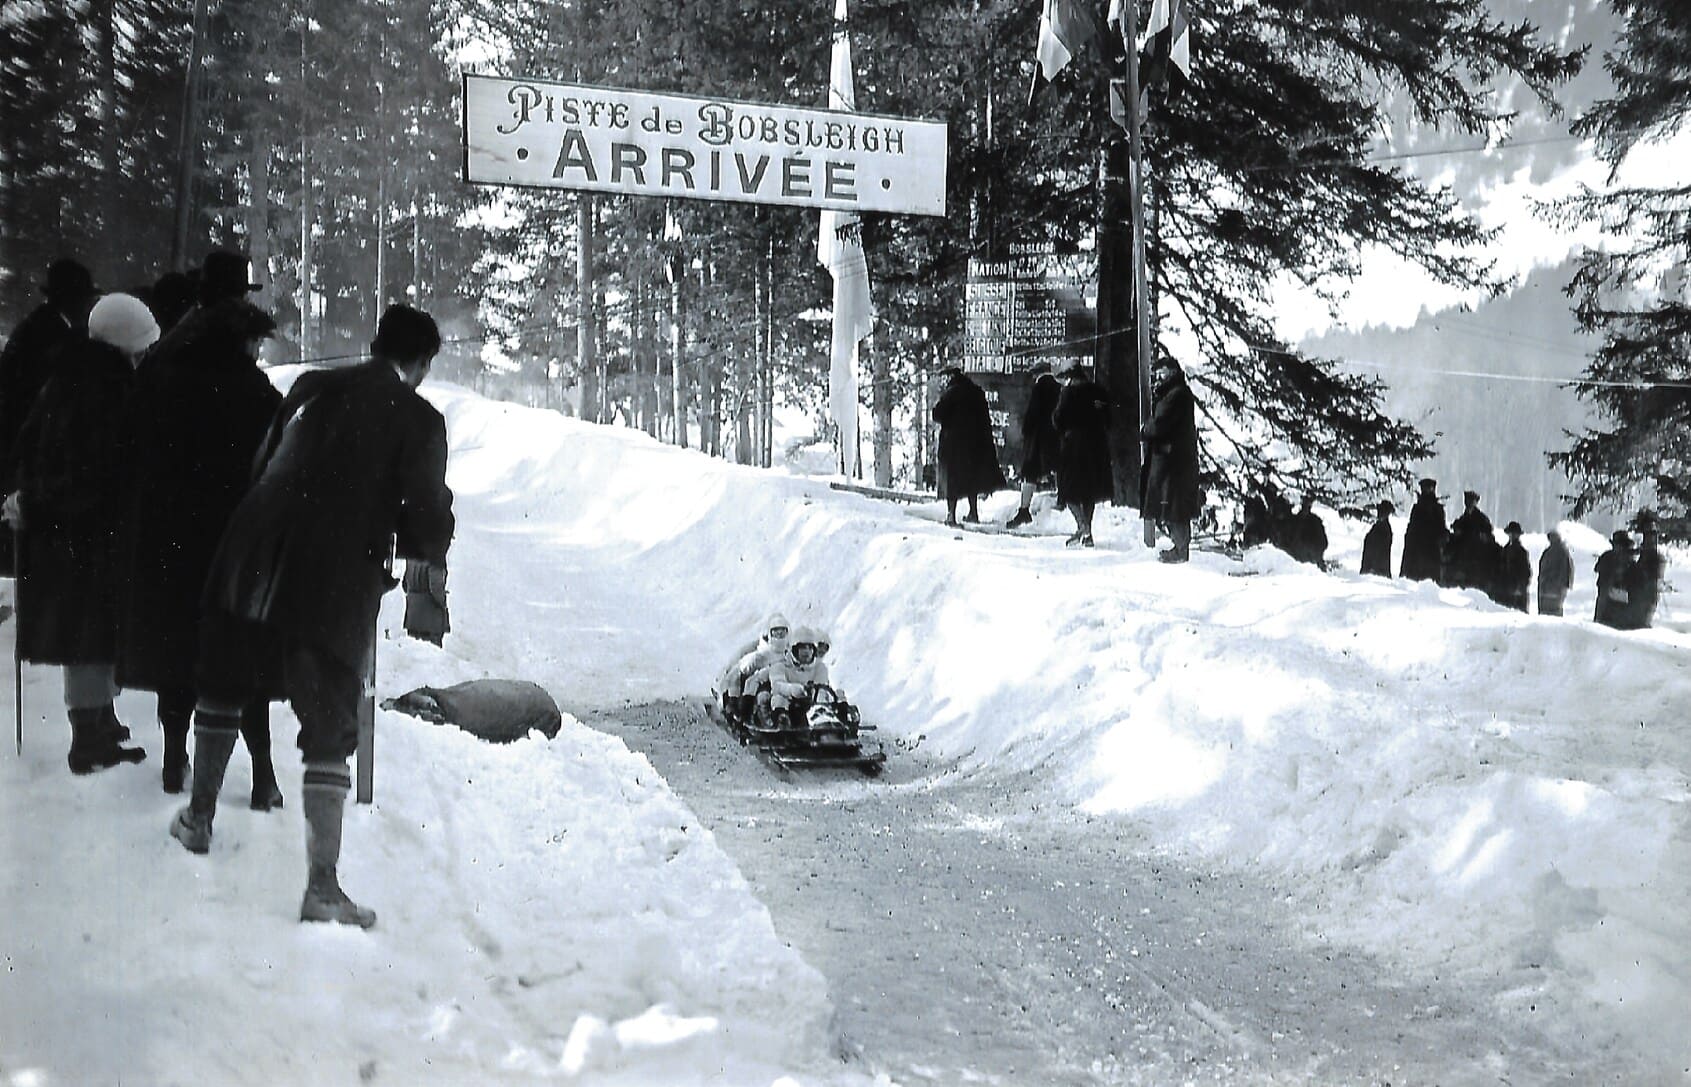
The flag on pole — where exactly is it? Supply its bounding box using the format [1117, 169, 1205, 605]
[1030, 0, 1096, 104]
[1137, 0, 1192, 92]
[819, 0, 873, 477]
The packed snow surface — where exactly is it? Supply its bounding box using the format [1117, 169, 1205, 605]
[4, 376, 1688, 1084]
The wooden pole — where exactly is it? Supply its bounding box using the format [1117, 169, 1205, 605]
[1122, 3, 1156, 548]
[170, 0, 211, 273]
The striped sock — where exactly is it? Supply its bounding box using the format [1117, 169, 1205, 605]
[302, 761, 352, 797]
[193, 706, 241, 741]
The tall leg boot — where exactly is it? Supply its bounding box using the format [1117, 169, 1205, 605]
[159, 705, 191, 794]
[241, 703, 284, 812]
[169, 711, 239, 854]
[66, 706, 146, 775]
[300, 763, 376, 929]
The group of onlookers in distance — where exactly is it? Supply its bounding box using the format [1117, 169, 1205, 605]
[0, 252, 455, 928]
[932, 355, 1200, 562]
[1346, 478, 1663, 629]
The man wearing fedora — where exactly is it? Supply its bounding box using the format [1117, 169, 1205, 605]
[1621, 513, 1665, 630]
[1593, 529, 1636, 628]
[116, 249, 283, 802]
[1496, 522, 1531, 612]
[0, 258, 98, 571]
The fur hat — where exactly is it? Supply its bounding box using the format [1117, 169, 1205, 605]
[87, 293, 160, 356]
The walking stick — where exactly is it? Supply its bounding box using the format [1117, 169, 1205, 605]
[13, 527, 22, 756]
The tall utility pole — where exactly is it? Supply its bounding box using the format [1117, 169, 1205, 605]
[170, 0, 211, 272]
[1120, 0, 1156, 546]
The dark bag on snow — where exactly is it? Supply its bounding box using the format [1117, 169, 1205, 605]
[383, 679, 562, 743]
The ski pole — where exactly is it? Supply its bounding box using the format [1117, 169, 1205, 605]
[13, 526, 21, 756]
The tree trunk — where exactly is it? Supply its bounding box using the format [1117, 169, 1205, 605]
[870, 335, 892, 486]
[247, 114, 271, 313]
[96, 0, 117, 279]
[576, 194, 598, 422]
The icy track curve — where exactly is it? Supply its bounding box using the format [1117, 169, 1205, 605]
[433, 382, 1690, 1079]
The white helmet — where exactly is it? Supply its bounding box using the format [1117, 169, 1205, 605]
[764, 613, 791, 647]
[788, 626, 819, 665]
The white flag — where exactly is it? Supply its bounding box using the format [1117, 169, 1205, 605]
[818, 0, 873, 476]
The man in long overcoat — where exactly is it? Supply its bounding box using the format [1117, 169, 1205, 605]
[1140, 358, 1199, 562]
[1593, 530, 1635, 628]
[1006, 363, 1060, 529]
[1360, 500, 1394, 577]
[1537, 529, 1574, 616]
[0, 259, 98, 570]
[1495, 522, 1531, 611]
[1621, 520, 1665, 630]
[932, 366, 1005, 526]
[170, 305, 454, 930]
[118, 282, 282, 799]
[1399, 478, 1446, 582]
[1052, 362, 1112, 547]
[1444, 490, 1497, 590]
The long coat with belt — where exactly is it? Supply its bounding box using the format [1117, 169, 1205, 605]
[116, 301, 282, 694]
[932, 372, 1005, 500]
[12, 339, 134, 664]
[1053, 378, 1113, 506]
[202, 360, 454, 671]
[1140, 374, 1199, 521]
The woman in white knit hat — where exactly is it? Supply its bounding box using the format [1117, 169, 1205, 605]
[2, 293, 158, 774]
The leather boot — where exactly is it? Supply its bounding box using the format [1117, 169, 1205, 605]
[159, 704, 191, 794]
[66, 706, 146, 775]
[299, 763, 376, 929]
[241, 703, 283, 811]
[169, 712, 239, 854]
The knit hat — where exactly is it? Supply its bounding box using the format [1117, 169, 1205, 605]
[88, 293, 161, 356]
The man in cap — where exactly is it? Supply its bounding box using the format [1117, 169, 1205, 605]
[0, 259, 98, 570]
[1621, 512, 1665, 630]
[1537, 528, 1573, 616]
[1593, 529, 1636, 628]
[1400, 478, 1446, 582]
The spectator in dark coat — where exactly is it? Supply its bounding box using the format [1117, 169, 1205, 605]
[146, 271, 196, 332]
[1593, 530, 1636, 629]
[117, 295, 282, 799]
[1290, 495, 1329, 570]
[402, 559, 450, 645]
[1400, 478, 1446, 582]
[0, 259, 98, 571]
[1006, 364, 1060, 529]
[1140, 358, 1199, 562]
[1361, 500, 1394, 576]
[2, 294, 157, 774]
[170, 305, 454, 931]
[1444, 490, 1497, 590]
[1052, 362, 1112, 548]
[1621, 519, 1665, 630]
[1537, 529, 1574, 616]
[1495, 522, 1531, 612]
[931, 367, 1005, 526]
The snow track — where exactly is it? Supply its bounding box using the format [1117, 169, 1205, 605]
[590, 698, 1650, 1086]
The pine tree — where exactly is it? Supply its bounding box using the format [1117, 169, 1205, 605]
[1548, 0, 1691, 539]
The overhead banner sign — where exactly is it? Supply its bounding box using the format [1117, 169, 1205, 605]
[462, 73, 947, 216]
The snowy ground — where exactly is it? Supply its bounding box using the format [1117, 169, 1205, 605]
[4, 378, 1688, 1084]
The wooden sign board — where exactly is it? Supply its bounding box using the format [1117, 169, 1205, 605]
[463, 73, 947, 216]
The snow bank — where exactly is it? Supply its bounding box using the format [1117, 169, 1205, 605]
[0, 501, 833, 1081]
[425, 385, 1690, 1077]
